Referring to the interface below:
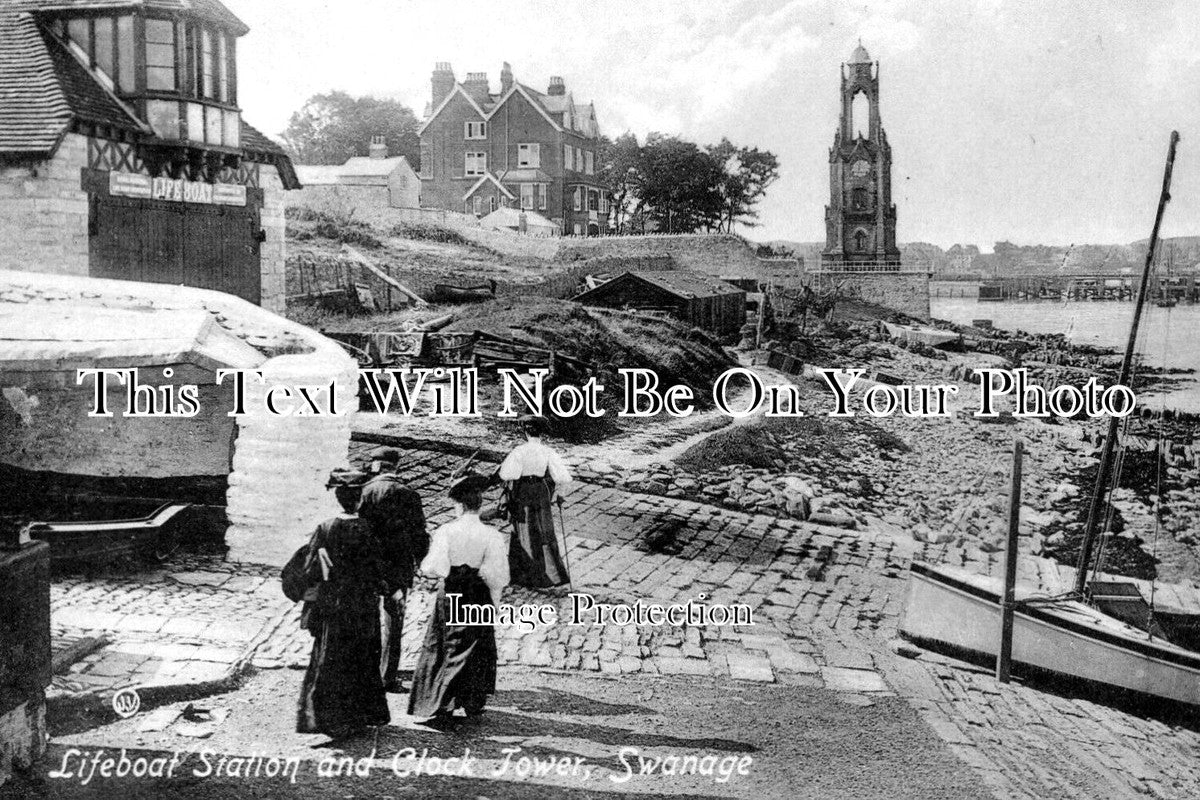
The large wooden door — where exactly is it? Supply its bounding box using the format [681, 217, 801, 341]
[90, 189, 262, 305]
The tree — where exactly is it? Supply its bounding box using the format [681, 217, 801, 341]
[596, 132, 643, 232]
[708, 138, 780, 233]
[638, 133, 725, 233]
[281, 92, 421, 168]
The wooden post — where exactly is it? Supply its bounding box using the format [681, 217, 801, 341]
[997, 438, 1023, 683]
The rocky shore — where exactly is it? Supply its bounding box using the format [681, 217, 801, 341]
[568, 317, 1200, 586]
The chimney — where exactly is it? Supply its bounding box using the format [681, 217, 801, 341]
[431, 61, 455, 107]
[500, 62, 513, 95]
[463, 72, 490, 104]
[368, 135, 387, 159]
[547, 75, 565, 96]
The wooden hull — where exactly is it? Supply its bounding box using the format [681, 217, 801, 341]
[900, 562, 1200, 706]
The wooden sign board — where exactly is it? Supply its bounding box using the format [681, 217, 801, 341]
[108, 172, 247, 207]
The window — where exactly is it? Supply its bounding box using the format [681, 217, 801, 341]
[490, 196, 498, 213]
[465, 152, 487, 176]
[217, 32, 229, 102]
[145, 19, 177, 91]
[146, 99, 181, 139]
[473, 196, 483, 215]
[116, 16, 134, 92]
[852, 187, 868, 211]
[588, 190, 599, 212]
[94, 18, 114, 78]
[465, 121, 487, 140]
[599, 194, 608, 214]
[573, 186, 583, 212]
[201, 28, 215, 98]
[563, 144, 573, 171]
[67, 19, 91, 57]
[854, 229, 869, 251]
[517, 143, 540, 168]
[519, 184, 547, 210]
[584, 151, 594, 175]
[575, 148, 584, 172]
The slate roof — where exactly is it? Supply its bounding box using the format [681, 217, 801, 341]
[575, 270, 745, 303]
[631, 271, 745, 299]
[0, 8, 75, 153]
[15, 0, 248, 35]
[338, 155, 412, 177]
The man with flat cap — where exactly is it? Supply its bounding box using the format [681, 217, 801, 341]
[358, 448, 427, 692]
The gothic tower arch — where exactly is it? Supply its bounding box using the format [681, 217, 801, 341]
[821, 42, 901, 272]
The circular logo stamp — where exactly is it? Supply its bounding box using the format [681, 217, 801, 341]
[112, 687, 141, 719]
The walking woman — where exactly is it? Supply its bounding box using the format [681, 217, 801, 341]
[498, 416, 572, 588]
[408, 474, 509, 722]
[297, 470, 390, 739]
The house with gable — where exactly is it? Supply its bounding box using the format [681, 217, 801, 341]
[418, 61, 610, 236]
[0, 0, 299, 310]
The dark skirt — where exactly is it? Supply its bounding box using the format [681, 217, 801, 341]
[408, 565, 498, 719]
[297, 584, 390, 735]
[507, 475, 569, 588]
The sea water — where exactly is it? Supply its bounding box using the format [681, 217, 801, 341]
[929, 298, 1200, 414]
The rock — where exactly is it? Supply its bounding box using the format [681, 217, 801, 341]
[746, 477, 772, 494]
[809, 510, 857, 529]
[889, 639, 923, 659]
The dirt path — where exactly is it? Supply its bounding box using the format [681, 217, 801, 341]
[21, 668, 988, 800]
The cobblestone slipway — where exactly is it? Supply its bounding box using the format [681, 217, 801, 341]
[47, 440, 1200, 798]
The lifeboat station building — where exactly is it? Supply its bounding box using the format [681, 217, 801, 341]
[0, 0, 299, 311]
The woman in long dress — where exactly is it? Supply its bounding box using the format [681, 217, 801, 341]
[499, 417, 572, 588]
[297, 472, 391, 738]
[408, 474, 509, 722]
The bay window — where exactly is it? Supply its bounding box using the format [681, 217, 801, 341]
[145, 18, 177, 90]
[520, 184, 549, 210]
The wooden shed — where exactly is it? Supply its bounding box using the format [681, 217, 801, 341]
[573, 270, 746, 335]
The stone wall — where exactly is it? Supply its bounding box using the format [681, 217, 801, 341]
[0, 133, 89, 276]
[260, 165, 288, 314]
[555, 233, 797, 279]
[805, 270, 932, 319]
[0, 364, 236, 479]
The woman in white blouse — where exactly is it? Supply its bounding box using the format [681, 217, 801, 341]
[498, 416, 572, 589]
[407, 473, 509, 722]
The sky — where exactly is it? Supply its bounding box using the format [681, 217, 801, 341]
[232, 0, 1200, 250]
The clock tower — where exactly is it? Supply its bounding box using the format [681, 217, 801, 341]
[820, 42, 902, 271]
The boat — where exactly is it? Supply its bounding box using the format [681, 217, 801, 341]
[431, 279, 497, 303]
[900, 564, 1200, 705]
[881, 321, 962, 349]
[23, 503, 193, 563]
[899, 132, 1200, 705]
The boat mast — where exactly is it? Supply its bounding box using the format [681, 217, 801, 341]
[1075, 131, 1180, 597]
